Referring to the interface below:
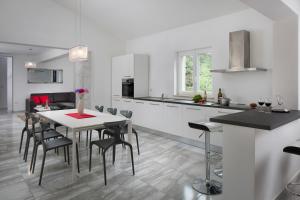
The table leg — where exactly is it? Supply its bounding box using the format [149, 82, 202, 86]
[127, 121, 133, 156]
[72, 130, 77, 181]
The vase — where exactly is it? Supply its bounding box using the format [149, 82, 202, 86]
[77, 95, 84, 114]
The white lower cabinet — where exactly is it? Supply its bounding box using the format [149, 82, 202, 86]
[112, 98, 242, 147]
[162, 103, 182, 136]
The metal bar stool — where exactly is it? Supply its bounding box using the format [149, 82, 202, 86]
[188, 121, 223, 195]
[283, 145, 300, 196]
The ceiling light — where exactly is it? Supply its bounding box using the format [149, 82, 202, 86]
[69, 0, 88, 62]
[24, 61, 37, 68]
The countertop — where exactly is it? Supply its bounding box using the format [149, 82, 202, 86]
[210, 110, 300, 130]
[134, 97, 250, 110]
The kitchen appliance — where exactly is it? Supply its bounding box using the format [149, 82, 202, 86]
[219, 97, 231, 106]
[211, 30, 267, 73]
[122, 78, 134, 98]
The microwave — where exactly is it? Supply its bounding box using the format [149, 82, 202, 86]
[122, 78, 134, 98]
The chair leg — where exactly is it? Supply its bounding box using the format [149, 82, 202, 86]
[89, 145, 92, 172]
[76, 143, 80, 173]
[79, 132, 81, 143]
[123, 141, 135, 176]
[86, 131, 89, 147]
[67, 146, 70, 165]
[134, 130, 140, 155]
[23, 133, 31, 162]
[64, 147, 66, 162]
[112, 145, 116, 165]
[32, 144, 39, 173]
[39, 151, 46, 185]
[89, 130, 92, 144]
[30, 143, 36, 171]
[19, 127, 26, 153]
[102, 150, 107, 185]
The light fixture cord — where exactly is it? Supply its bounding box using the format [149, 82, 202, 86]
[79, 0, 82, 45]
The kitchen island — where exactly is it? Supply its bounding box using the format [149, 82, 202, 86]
[210, 110, 300, 200]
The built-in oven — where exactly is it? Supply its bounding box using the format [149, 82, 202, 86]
[122, 78, 134, 98]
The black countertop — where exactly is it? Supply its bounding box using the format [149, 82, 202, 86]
[134, 97, 250, 110]
[210, 110, 300, 130]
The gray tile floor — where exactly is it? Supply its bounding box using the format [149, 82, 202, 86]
[0, 112, 295, 200]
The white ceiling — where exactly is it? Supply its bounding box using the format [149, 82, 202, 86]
[53, 0, 249, 40]
[0, 43, 53, 55]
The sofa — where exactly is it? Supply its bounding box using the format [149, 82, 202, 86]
[26, 92, 76, 113]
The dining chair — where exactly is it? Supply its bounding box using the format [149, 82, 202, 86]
[107, 107, 117, 115]
[22, 113, 43, 162]
[29, 115, 65, 173]
[89, 121, 135, 185]
[87, 105, 105, 147]
[120, 110, 140, 155]
[34, 119, 80, 185]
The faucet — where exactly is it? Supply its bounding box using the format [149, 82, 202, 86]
[161, 93, 165, 101]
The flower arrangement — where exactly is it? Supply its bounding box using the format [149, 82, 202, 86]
[75, 88, 89, 94]
[75, 88, 89, 114]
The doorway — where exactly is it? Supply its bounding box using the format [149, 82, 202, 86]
[0, 56, 13, 112]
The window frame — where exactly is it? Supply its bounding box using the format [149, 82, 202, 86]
[176, 47, 213, 97]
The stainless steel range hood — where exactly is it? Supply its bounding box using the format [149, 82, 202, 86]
[211, 30, 267, 73]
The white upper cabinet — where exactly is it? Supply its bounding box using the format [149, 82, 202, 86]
[112, 54, 149, 98]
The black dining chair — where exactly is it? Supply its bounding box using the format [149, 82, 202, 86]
[101, 108, 118, 140]
[89, 121, 135, 185]
[21, 113, 43, 162]
[120, 110, 140, 155]
[107, 107, 117, 115]
[34, 119, 80, 185]
[29, 115, 65, 173]
[87, 105, 105, 147]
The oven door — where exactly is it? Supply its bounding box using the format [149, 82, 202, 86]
[122, 79, 134, 98]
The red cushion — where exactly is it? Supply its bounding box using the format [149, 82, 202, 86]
[39, 96, 49, 104]
[31, 96, 41, 104]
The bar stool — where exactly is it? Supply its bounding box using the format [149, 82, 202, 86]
[188, 121, 223, 195]
[283, 145, 300, 196]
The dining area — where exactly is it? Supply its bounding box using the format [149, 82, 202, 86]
[18, 106, 137, 186]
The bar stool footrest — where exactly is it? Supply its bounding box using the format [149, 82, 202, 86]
[192, 178, 222, 195]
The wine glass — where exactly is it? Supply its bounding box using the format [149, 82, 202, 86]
[265, 98, 272, 113]
[258, 98, 265, 112]
[276, 95, 284, 108]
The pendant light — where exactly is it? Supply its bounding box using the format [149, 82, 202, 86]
[69, 0, 88, 62]
[24, 49, 37, 68]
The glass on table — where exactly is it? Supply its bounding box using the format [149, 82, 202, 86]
[258, 98, 265, 112]
[265, 98, 272, 113]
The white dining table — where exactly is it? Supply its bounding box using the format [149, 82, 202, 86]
[37, 109, 132, 180]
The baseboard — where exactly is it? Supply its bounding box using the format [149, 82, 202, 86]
[133, 125, 222, 154]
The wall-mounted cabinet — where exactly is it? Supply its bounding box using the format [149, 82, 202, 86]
[111, 54, 149, 98]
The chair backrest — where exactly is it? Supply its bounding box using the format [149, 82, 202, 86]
[25, 112, 31, 128]
[120, 110, 133, 119]
[30, 114, 40, 138]
[107, 107, 117, 115]
[103, 120, 127, 141]
[95, 105, 104, 112]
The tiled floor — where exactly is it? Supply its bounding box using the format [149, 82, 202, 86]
[0, 112, 224, 200]
[0, 112, 296, 200]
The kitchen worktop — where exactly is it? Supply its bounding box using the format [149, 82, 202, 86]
[134, 97, 250, 110]
[210, 109, 300, 130]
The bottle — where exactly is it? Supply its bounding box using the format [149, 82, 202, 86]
[218, 88, 222, 104]
[203, 90, 207, 102]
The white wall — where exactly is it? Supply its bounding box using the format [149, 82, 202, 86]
[0, 57, 7, 109]
[12, 55, 74, 111]
[0, 0, 125, 111]
[273, 17, 298, 109]
[126, 9, 274, 104]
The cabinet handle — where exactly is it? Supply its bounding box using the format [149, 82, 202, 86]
[150, 103, 160, 106]
[186, 107, 201, 111]
[135, 102, 144, 104]
[166, 105, 179, 108]
[218, 111, 231, 114]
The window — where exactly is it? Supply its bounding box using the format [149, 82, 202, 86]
[177, 48, 212, 96]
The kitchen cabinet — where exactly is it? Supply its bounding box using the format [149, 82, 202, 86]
[162, 103, 182, 136]
[111, 54, 149, 98]
[143, 101, 163, 130]
[181, 105, 207, 142]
